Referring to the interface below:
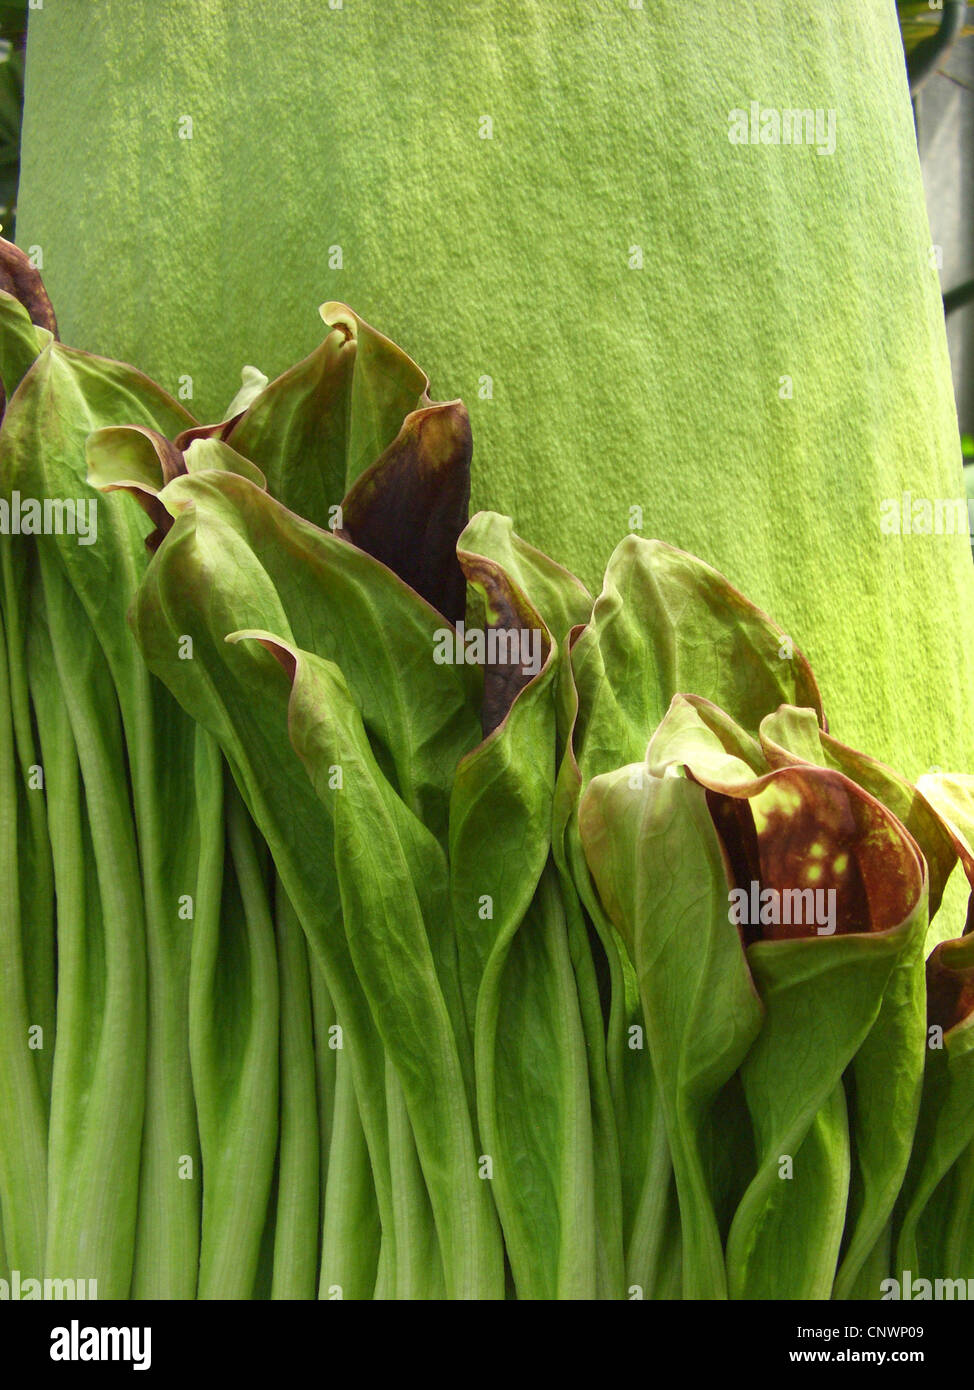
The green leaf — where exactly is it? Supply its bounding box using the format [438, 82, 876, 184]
[559, 535, 823, 1298]
[0, 287, 49, 407]
[129, 498, 401, 1284]
[448, 515, 617, 1298]
[0, 337, 204, 1296]
[916, 772, 974, 862]
[223, 364, 268, 418]
[224, 303, 431, 533]
[570, 536, 823, 794]
[580, 764, 763, 1299]
[126, 461, 498, 1293]
[645, 699, 928, 1298]
[237, 633, 504, 1299]
[150, 468, 481, 845]
[896, 933, 974, 1284]
[458, 511, 593, 651]
[86, 424, 266, 549]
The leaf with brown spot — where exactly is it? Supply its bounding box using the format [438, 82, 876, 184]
[762, 704, 962, 925]
[642, 695, 929, 1297]
[457, 507, 591, 742]
[556, 536, 827, 1297]
[648, 698, 923, 942]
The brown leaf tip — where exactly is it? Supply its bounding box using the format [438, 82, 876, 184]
[0, 236, 58, 338]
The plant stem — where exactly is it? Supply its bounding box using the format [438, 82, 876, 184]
[270, 881, 319, 1299]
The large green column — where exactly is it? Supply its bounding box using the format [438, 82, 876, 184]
[16, 0, 974, 777]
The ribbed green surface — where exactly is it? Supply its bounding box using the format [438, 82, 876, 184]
[16, 0, 974, 777]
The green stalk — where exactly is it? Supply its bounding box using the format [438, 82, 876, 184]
[561, 882, 626, 1299]
[558, 767, 664, 1295]
[942, 1141, 974, 1278]
[316, 1005, 381, 1301]
[373, 1233, 395, 1301]
[0, 603, 47, 1276]
[563, 831, 695, 1300]
[542, 872, 598, 1300]
[26, 602, 83, 1287]
[270, 882, 319, 1300]
[309, 957, 336, 1196]
[310, 952, 385, 1297]
[193, 773, 278, 1299]
[386, 1059, 445, 1299]
[253, 1169, 278, 1299]
[474, 862, 597, 1299]
[624, 1083, 681, 1300]
[126, 679, 206, 1298]
[1, 546, 54, 1106]
[40, 578, 146, 1297]
[0, 331, 203, 1297]
[731, 1083, 851, 1301]
[850, 1220, 893, 1300]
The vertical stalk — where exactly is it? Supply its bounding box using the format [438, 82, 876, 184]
[40, 578, 146, 1298]
[270, 882, 319, 1299]
[193, 774, 278, 1299]
[0, 605, 47, 1276]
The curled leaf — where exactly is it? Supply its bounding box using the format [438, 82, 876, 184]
[649, 696, 925, 942]
[456, 551, 550, 737]
[224, 302, 431, 532]
[0, 236, 58, 338]
[927, 933, 974, 1035]
[222, 364, 269, 418]
[578, 760, 763, 1299]
[87, 425, 265, 550]
[916, 773, 974, 928]
[762, 705, 962, 923]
